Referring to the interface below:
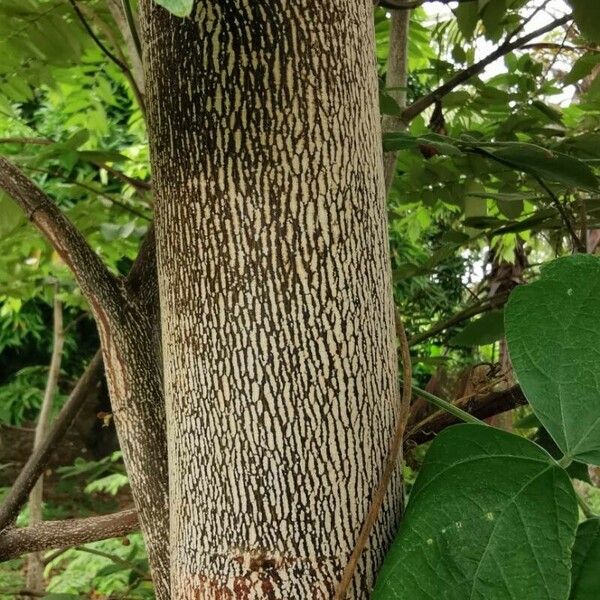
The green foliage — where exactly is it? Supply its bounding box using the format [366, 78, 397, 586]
[505, 255, 600, 465]
[374, 425, 578, 600]
[0, 365, 48, 424]
[45, 536, 152, 599]
[450, 310, 504, 346]
[568, 1, 600, 43]
[570, 518, 600, 599]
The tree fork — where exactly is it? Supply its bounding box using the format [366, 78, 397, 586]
[0, 163, 170, 598]
[142, 0, 401, 597]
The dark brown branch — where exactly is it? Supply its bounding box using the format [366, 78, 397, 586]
[0, 352, 103, 532]
[0, 157, 122, 313]
[406, 384, 527, 446]
[401, 14, 572, 123]
[0, 509, 138, 562]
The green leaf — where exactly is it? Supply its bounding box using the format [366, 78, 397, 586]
[450, 310, 504, 346]
[481, 0, 506, 39]
[63, 128, 89, 150]
[417, 133, 463, 157]
[564, 53, 600, 85]
[373, 425, 578, 600]
[570, 518, 600, 599]
[0, 191, 26, 236]
[379, 90, 401, 116]
[454, 3, 479, 39]
[489, 144, 598, 191]
[505, 255, 600, 465]
[568, 1, 600, 42]
[382, 132, 418, 152]
[152, 0, 194, 17]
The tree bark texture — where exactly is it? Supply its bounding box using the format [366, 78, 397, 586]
[142, 1, 401, 598]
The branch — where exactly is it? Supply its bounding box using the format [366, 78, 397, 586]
[406, 384, 527, 446]
[27, 291, 64, 593]
[0, 351, 103, 532]
[382, 8, 411, 194]
[401, 14, 572, 124]
[0, 509, 138, 562]
[68, 0, 145, 115]
[0, 157, 121, 314]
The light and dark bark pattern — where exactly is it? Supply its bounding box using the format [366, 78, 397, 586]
[143, 1, 401, 597]
[0, 509, 138, 562]
[99, 312, 170, 599]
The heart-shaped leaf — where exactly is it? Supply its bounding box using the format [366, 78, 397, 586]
[570, 518, 600, 599]
[505, 255, 600, 465]
[373, 425, 578, 600]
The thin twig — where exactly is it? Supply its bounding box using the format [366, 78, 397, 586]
[22, 165, 151, 221]
[27, 289, 64, 593]
[68, 0, 145, 114]
[334, 312, 413, 599]
[0, 352, 103, 531]
[401, 14, 572, 124]
[533, 175, 585, 253]
[74, 544, 147, 578]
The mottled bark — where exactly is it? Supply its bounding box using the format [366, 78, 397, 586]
[142, 1, 401, 597]
[26, 294, 64, 594]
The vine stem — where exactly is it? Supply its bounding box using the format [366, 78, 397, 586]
[409, 383, 486, 426]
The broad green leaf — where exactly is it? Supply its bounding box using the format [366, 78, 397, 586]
[454, 3, 479, 39]
[481, 0, 506, 39]
[568, 1, 600, 42]
[564, 53, 600, 85]
[505, 255, 600, 465]
[489, 144, 598, 191]
[152, 0, 194, 17]
[63, 128, 89, 150]
[417, 133, 463, 157]
[570, 518, 600, 599]
[450, 310, 504, 346]
[382, 132, 418, 152]
[379, 90, 401, 116]
[373, 425, 578, 600]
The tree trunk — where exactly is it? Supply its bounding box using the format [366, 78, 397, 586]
[142, 1, 401, 597]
